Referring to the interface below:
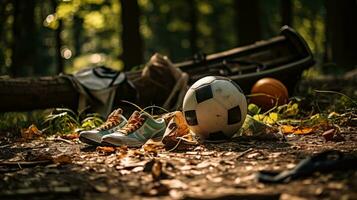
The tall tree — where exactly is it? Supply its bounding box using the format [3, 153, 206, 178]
[10, 0, 37, 77]
[73, 15, 83, 57]
[51, 0, 63, 74]
[325, 0, 357, 70]
[234, 0, 262, 45]
[187, 0, 198, 55]
[120, 0, 144, 70]
[0, 0, 10, 74]
[281, 0, 293, 26]
[55, 20, 64, 73]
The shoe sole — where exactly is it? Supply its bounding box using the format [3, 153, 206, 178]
[100, 141, 118, 147]
[79, 136, 101, 146]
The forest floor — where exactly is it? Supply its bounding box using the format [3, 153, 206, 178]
[0, 75, 357, 200]
[1, 126, 357, 200]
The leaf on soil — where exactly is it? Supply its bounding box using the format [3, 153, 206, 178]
[253, 112, 279, 125]
[152, 160, 163, 181]
[96, 146, 116, 154]
[322, 129, 336, 141]
[142, 139, 164, 154]
[114, 146, 128, 159]
[143, 182, 170, 196]
[52, 154, 72, 164]
[280, 125, 314, 135]
[21, 124, 42, 140]
[283, 103, 299, 116]
[143, 159, 169, 181]
[161, 179, 188, 189]
[60, 133, 79, 140]
[161, 111, 196, 150]
[239, 115, 279, 138]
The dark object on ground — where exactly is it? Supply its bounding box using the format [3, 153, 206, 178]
[174, 26, 314, 93]
[0, 26, 314, 113]
[257, 150, 357, 183]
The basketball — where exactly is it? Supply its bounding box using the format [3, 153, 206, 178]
[250, 78, 289, 110]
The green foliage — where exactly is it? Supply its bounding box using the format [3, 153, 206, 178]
[293, 0, 326, 63]
[42, 108, 104, 135]
[313, 90, 357, 113]
[0, 111, 46, 133]
[80, 113, 104, 131]
[42, 108, 80, 134]
[0, 108, 105, 136]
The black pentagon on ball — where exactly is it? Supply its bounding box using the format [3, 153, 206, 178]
[227, 105, 241, 125]
[184, 110, 198, 126]
[195, 84, 213, 103]
[207, 131, 230, 141]
[231, 81, 244, 93]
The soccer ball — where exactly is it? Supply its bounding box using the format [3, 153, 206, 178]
[182, 76, 247, 141]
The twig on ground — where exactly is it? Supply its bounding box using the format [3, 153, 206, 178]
[47, 137, 74, 144]
[236, 148, 254, 160]
[0, 160, 51, 167]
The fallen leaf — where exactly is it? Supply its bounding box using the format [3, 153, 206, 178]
[143, 159, 169, 181]
[161, 111, 195, 151]
[60, 133, 79, 140]
[280, 125, 313, 135]
[152, 160, 163, 181]
[94, 184, 108, 193]
[143, 182, 170, 196]
[96, 146, 116, 154]
[161, 179, 188, 190]
[52, 154, 72, 164]
[322, 129, 336, 141]
[142, 139, 164, 154]
[21, 124, 42, 140]
[253, 113, 279, 125]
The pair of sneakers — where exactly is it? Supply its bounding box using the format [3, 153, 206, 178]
[79, 108, 166, 147]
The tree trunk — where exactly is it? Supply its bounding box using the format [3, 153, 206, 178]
[280, 0, 292, 27]
[73, 15, 83, 57]
[234, 0, 262, 46]
[51, 0, 64, 74]
[55, 19, 64, 73]
[10, 0, 37, 77]
[325, 0, 357, 70]
[0, 0, 9, 38]
[0, 0, 9, 73]
[187, 0, 198, 55]
[120, 0, 144, 70]
[0, 77, 78, 112]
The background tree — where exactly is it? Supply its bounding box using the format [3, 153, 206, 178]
[326, 0, 357, 70]
[234, 0, 262, 45]
[51, 0, 64, 74]
[281, 0, 293, 26]
[120, 0, 143, 70]
[0, 0, 354, 76]
[0, 0, 10, 74]
[187, 0, 198, 55]
[10, 0, 37, 77]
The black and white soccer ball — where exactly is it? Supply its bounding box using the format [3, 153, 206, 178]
[182, 76, 247, 141]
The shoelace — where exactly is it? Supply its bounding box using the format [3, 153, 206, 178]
[120, 111, 145, 135]
[97, 109, 123, 131]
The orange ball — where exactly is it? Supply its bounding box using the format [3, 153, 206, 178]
[250, 78, 289, 110]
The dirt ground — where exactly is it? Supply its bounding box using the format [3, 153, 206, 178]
[1, 76, 357, 200]
[1, 125, 357, 200]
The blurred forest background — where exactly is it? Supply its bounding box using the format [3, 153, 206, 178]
[0, 0, 356, 77]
